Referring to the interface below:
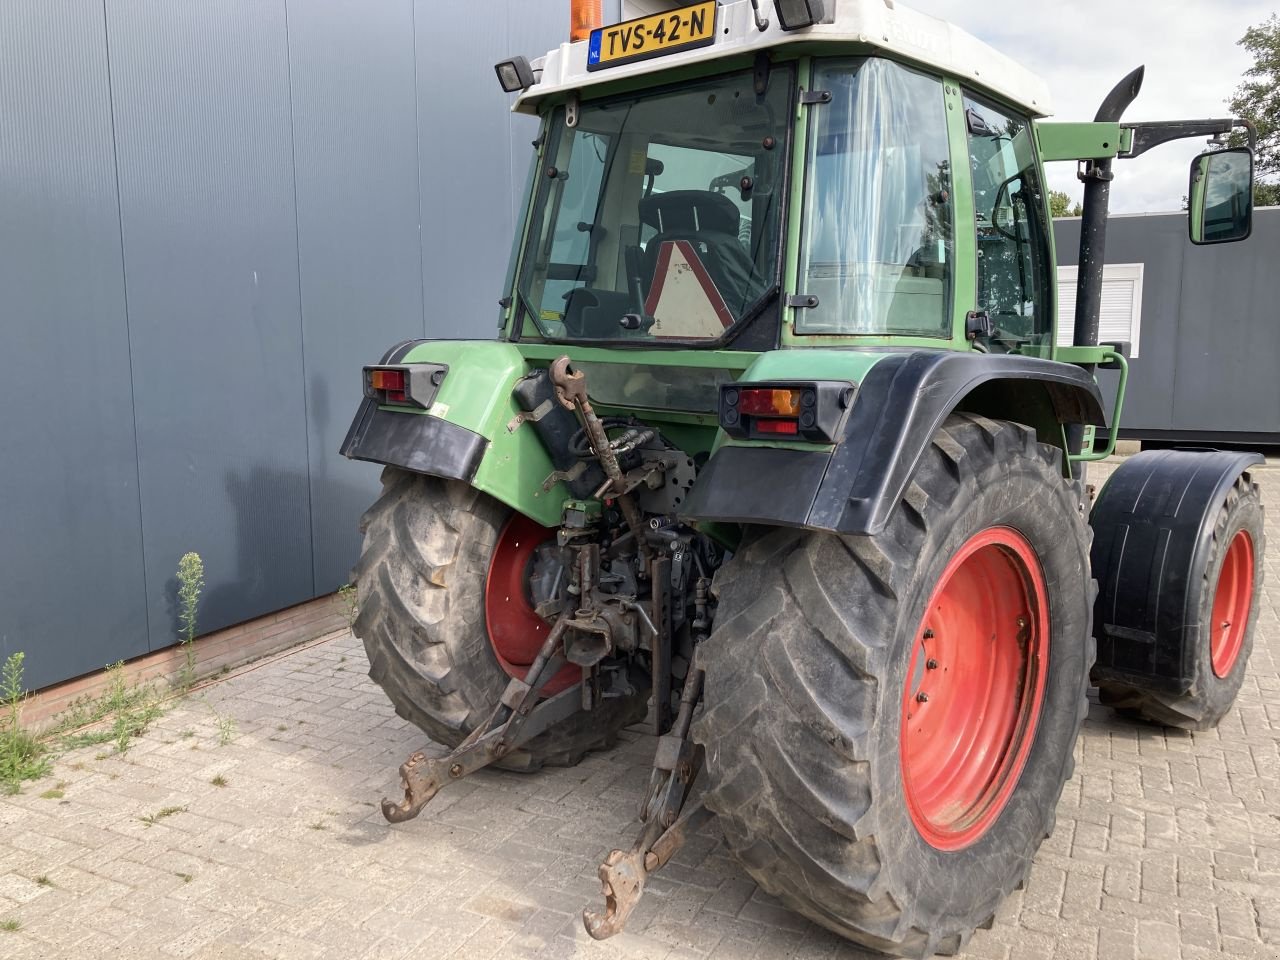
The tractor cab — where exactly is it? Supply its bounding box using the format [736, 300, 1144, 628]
[503, 0, 1064, 355]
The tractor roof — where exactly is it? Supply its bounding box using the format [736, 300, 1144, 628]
[516, 0, 1053, 118]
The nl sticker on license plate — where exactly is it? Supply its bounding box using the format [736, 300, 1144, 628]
[587, 1, 718, 72]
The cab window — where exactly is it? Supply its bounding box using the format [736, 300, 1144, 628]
[964, 95, 1054, 350]
[798, 58, 955, 337]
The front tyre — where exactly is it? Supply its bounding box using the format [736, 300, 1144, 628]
[693, 415, 1094, 957]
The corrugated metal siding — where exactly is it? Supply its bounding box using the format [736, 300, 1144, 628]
[0, 1, 150, 684]
[1, 0, 575, 689]
[105, 0, 315, 650]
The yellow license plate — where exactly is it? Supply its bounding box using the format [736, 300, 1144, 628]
[587, 1, 718, 72]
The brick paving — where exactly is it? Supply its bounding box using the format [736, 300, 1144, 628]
[1, 462, 1278, 960]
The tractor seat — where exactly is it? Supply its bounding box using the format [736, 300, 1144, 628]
[638, 190, 758, 316]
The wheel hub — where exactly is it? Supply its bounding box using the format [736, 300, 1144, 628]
[485, 513, 578, 695]
[900, 527, 1050, 851]
[1210, 529, 1254, 679]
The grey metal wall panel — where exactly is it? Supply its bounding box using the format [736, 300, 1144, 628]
[1055, 210, 1280, 439]
[0, 1, 150, 689]
[285, 0, 426, 593]
[1169, 211, 1280, 435]
[105, 0, 314, 647]
[415, 1, 565, 338]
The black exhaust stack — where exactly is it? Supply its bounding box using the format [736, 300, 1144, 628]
[1067, 66, 1143, 463]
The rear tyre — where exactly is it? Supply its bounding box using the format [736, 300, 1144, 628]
[1095, 474, 1264, 731]
[353, 468, 646, 771]
[694, 415, 1094, 958]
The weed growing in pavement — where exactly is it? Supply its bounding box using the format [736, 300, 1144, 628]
[210, 774, 227, 788]
[177, 553, 205, 692]
[175, 873, 193, 883]
[215, 714, 237, 746]
[55, 662, 161, 755]
[39, 787, 64, 800]
[0, 653, 49, 794]
[1, 919, 20, 932]
[140, 805, 186, 827]
[337, 583, 359, 628]
[34, 876, 51, 887]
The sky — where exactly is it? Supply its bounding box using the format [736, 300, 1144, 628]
[906, 0, 1273, 214]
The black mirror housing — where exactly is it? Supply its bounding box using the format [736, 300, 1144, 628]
[1189, 147, 1254, 245]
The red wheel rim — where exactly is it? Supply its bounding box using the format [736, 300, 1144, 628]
[485, 514, 578, 696]
[901, 527, 1050, 851]
[1210, 530, 1254, 679]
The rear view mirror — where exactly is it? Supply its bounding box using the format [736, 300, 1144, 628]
[1188, 148, 1253, 245]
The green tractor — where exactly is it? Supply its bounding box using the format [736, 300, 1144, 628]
[340, 1, 1265, 955]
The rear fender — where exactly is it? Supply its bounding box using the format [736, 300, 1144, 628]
[340, 340, 565, 526]
[680, 351, 1107, 535]
[1090, 449, 1264, 693]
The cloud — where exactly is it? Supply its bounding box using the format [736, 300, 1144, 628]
[907, 0, 1271, 213]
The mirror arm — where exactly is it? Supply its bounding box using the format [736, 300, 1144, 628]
[1119, 118, 1252, 159]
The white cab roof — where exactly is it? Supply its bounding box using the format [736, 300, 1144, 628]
[516, 0, 1053, 117]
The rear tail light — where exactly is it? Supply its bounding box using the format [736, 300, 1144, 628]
[369, 369, 405, 392]
[363, 363, 448, 410]
[720, 380, 856, 443]
[738, 388, 802, 418]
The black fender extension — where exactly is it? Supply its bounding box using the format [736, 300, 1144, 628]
[1089, 448, 1264, 694]
[680, 351, 1107, 536]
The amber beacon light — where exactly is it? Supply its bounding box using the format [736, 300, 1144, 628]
[571, 0, 603, 41]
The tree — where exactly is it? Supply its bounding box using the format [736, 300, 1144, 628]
[1048, 190, 1084, 218]
[1229, 14, 1280, 206]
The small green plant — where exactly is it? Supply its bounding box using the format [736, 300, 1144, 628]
[337, 583, 358, 628]
[1, 919, 20, 932]
[55, 663, 161, 755]
[0, 652, 49, 794]
[34, 876, 51, 887]
[177, 553, 205, 691]
[308, 821, 327, 831]
[175, 872, 193, 883]
[275, 724, 288, 732]
[210, 774, 227, 788]
[215, 714, 237, 747]
[140, 805, 186, 827]
[39, 788, 64, 800]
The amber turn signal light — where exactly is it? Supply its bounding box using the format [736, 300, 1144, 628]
[570, 0, 602, 42]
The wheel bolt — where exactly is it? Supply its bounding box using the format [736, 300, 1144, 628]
[926, 659, 938, 670]
[916, 692, 929, 703]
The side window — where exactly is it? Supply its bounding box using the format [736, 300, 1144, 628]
[798, 58, 954, 337]
[539, 129, 611, 323]
[964, 96, 1053, 350]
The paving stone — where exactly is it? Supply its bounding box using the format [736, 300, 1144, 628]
[0, 460, 1277, 959]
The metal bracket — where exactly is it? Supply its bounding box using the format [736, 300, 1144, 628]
[799, 89, 832, 105]
[506, 397, 554, 433]
[1077, 159, 1115, 184]
[787, 294, 819, 309]
[541, 460, 587, 492]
